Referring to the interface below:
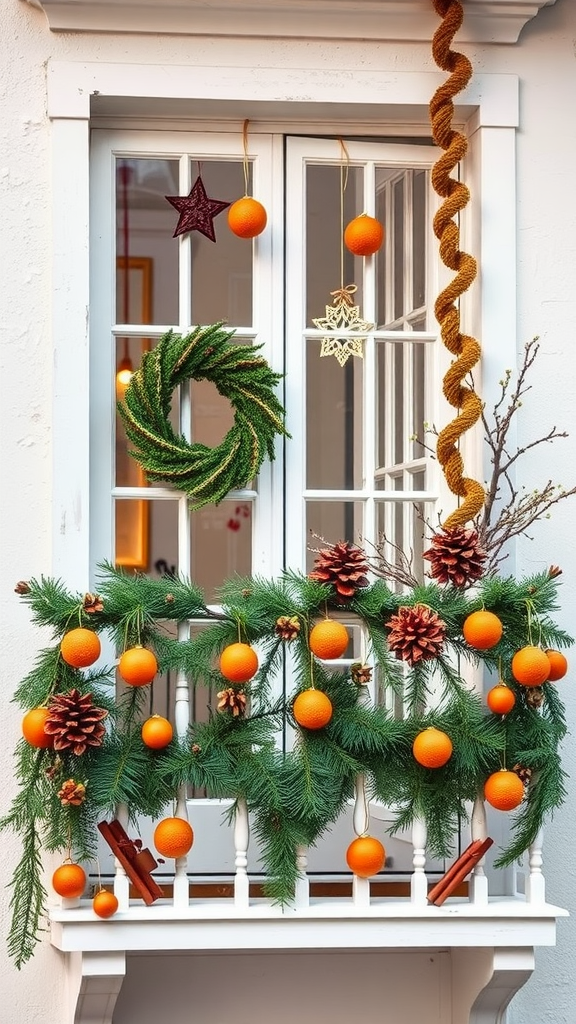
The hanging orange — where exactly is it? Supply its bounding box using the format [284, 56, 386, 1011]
[346, 836, 386, 878]
[60, 627, 101, 668]
[511, 646, 551, 687]
[118, 646, 158, 686]
[309, 620, 349, 660]
[545, 649, 568, 682]
[141, 715, 173, 749]
[153, 816, 194, 859]
[22, 707, 54, 748]
[219, 642, 259, 683]
[486, 683, 516, 715]
[228, 197, 268, 238]
[462, 610, 503, 650]
[484, 769, 525, 811]
[343, 214, 384, 256]
[412, 727, 453, 768]
[92, 889, 119, 919]
[52, 862, 87, 898]
[293, 688, 333, 730]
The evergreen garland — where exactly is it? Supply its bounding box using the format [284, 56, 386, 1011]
[117, 324, 288, 508]
[2, 564, 570, 967]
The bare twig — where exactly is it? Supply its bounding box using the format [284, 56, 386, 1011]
[363, 534, 421, 591]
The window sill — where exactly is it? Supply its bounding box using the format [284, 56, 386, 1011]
[25, 0, 557, 45]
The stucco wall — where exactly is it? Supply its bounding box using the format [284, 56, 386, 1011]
[0, 0, 574, 1021]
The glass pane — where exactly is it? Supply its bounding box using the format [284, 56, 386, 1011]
[412, 343, 426, 459]
[189, 160, 253, 327]
[306, 339, 364, 490]
[376, 341, 386, 469]
[306, 501, 364, 572]
[393, 343, 404, 465]
[116, 158, 179, 326]
[412, 170, 426, 310]
[306, 163, 363, 327]
[191, 499, 252, 603]
[375, 184, 387, 327]
[115, 497, 178, 575]
[393, 178, 405, 321]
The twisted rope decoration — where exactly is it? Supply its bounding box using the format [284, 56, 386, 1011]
[430, 0, 485, 529]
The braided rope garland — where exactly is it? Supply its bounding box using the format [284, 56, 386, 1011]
[430, 0, 485, 529]
[118, 323, 288, 509]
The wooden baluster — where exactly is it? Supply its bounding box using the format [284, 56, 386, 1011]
[234, 797, 250, 907]
[294, 845, 310, 908]
[526, 828, 545, 904]
[352, 772, 371, 908]
[469, 790, 489, 905]
[113, 802, 131, 911]
[410, 816, 428, 904]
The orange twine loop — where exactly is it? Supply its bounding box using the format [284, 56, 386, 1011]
[430, 0, 485, 529]
[330, 284, 357, 306]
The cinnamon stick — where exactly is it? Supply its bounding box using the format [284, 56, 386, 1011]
[431, 838, 494, 906]
[98, 819, 164, 905]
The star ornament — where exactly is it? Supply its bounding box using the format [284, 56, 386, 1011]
[165, 175, 231, 242]
[312, 285, 375, 367]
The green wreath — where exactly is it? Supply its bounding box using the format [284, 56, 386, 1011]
[118, 323, 288, 509]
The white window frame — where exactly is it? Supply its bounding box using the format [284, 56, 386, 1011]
[47, 62, 518, 589]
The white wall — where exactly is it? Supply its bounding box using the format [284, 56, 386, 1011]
[1, 0, 574, 1021]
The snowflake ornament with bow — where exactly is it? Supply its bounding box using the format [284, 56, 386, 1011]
[312, 285, 374, 367]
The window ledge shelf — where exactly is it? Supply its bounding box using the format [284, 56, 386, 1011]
[24, 0, 557, 45]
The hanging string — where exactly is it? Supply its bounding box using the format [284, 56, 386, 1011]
[429, 0, 485, 529]
[242, 119, 250, 198]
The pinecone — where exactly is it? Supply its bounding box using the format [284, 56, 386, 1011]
[14, 580, 30, 595]
[422, 526, 487, 588]
[513, 763, 533, 786]
[525, 686, 545, 709]
[386, 604, 446, 667]
[351, 662, 373, 686]
[309, 540, 369, 600]
[216, 687, 247, 717]
[57, 779, 87, 806]
[45, 689, 108, 755]
[275, 615, 301, 641]
[83, 592, 104, 614]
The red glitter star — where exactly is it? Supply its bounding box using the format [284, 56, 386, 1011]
[165, 175, 231, 242]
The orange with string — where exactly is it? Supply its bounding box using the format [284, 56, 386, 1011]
[293, 688, 333, 730]
[153, 817, 194, 859]
[92, 889, 119, 919]
[228, 197, 267, 238]
[484, 769, 524, 811]
[412, 727, 453, 768]
[545, 649, 568, 681]
[118, 646, 158, 686]
[344, 214, 384, 256]
[511, 646, 551, 687]
[60, 627, 101, 668]
[141, 715, 173, 749]
[52, 862, 87, 898]
[219, 642, 259, 683]
[22, 707, 54, 748]
[346, 836, 386, 877]
[486, 683, 516, 715]
[462, 610, 503, 650]
[309, 620, 349, 660]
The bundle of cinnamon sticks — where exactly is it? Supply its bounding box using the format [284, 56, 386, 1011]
[427, 837, 493, 906]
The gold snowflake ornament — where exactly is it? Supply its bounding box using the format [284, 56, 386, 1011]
[312, 285, 374, 366]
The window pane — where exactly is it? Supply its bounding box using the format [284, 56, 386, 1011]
[116, 158, 179, 326]
[376, 340, 387, 469]
[393, 343, 404, 465]
[412, 342, 426, 460]
[189, 160, 253, 327]
[375, 184, 387, 327]
[393, 178, 405, 321]
[306, 501, 364, 571]
[306, 164, 363, 327]
[191, 500, 252, 602]
[412, 170, 426, 310]
[306, 340, 364, 490]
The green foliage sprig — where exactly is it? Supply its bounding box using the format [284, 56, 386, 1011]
[2, 564, 570, 967]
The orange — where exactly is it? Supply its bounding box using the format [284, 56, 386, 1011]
[153, 816, 194, 859]
[52, 862, 87, 898]
[293, 688, 333, 730]
[486, 683, 516, 715]
[60, 627, 101, 668]
[118, 646, 158, 686]
[511, 646, 551, 687]
[484, 769, 525, 811]
[343, 214, 384, 256]
[412, 727, 453, 768]
[228, 197, 267, 238]
[141, 715, 173, 749]
[346, 836, 386, 878]
[545, 649, 568, 682]
[309, 620, 349, 660]
[219, 642, 259, 683]
[92, 889, 119, 919]
[462, 610, 503, 650]
[22, 707, 54, 748]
